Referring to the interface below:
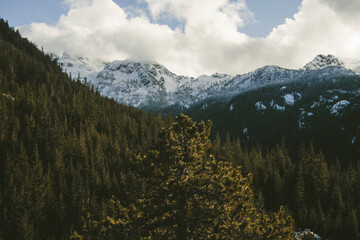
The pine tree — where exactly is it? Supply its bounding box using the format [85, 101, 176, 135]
[80, 114, 295, 239]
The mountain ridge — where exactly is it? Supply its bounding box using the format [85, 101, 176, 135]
[57, 53, 360, 110]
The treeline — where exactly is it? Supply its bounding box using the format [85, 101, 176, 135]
[186, 73, 360, 164]
[0, 19, 167, 239]
[73, 115, 295, 239]
[210, 134, 360, 239]
[1, 18, 359, 240]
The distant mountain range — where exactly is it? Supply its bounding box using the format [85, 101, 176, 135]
[54, 53, 360, 110]
[186, 67, 360, 161]
[54, 53, 360, 161]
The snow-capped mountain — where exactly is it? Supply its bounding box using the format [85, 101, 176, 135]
[302, 54, 345, 70]
[55, 52, 360, 161]
[57, 53, 360, 110]
[302, 54, 360, 74]
[55, 52, 106, 81]
[93, 60, 192, 108]
[185, 68, 360, 162]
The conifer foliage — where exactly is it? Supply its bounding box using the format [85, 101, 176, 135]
[210, 138, 360, 240]
[77, 115, 294, 239]
[2, 17, 359, 240]
[0, 19, 166, 239]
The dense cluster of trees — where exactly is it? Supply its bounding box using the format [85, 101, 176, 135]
[186, 73, 360, 164]
[0, 19, 167, 239]
[73, 115, 294, 239]
[0, 18, 295, 239]
[185, 72, 360, 239]
[210, 134, 360, 239]
[1, 18, 360, 240]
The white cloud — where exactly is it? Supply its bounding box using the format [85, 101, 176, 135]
[319, 0, 360, 22]
[267, 0, 360, 66]
[144, 0, 254, 38]
[17, 0, 360, 77]
[20, 0, 179, 68]
[63, 0, 93, 8]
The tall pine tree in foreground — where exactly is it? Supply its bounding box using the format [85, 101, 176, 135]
[77, 114, 294, 239]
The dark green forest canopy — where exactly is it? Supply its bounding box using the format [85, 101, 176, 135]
[74, 114, 295, 240]
[185, 75, 360, 164]
[0, 18, 167, 239]
[1, 18, 360, 239]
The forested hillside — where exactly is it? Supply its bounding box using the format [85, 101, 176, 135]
[0, 19, 295, 240]
[73, 115, 294, 239]
[186, 74, 360, 163]
[0, 19, 167, 239]
[185, 75, 360, 239]
[209, 137, 360, 239]
[1, 18, 360, 240]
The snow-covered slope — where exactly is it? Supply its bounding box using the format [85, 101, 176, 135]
[56, 53, 106, 82]
[94, 60, 192, 108]
[302, 54, 345, 70]
[184, 69, 360, 162]
[56, 53, 359, 110]
[302, 54, 360, 74]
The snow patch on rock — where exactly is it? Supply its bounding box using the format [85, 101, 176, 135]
[330, 100, 350, 116]
[284, 94, 295, 106]
[273, 104, 285, 111]
[229, 104, 234, 111]
[255, 101, 267, 111]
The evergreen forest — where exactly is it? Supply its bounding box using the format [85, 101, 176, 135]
[0, 18, 360, 239]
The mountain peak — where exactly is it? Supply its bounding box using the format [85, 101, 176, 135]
[58, 52, 106, 81]
[106, 59, 172, 76]
[57, 52, 359, 110]
[302, 54, 345, 71]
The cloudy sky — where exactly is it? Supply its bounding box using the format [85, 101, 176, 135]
[1, 0, 360, 77]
